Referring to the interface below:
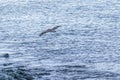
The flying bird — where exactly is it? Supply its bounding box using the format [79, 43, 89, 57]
[39, 26, 61, 36]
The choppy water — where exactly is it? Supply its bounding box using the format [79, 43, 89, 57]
[0, 0, 120, 80]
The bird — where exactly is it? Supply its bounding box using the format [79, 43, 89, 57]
[39, 26, 61, 36]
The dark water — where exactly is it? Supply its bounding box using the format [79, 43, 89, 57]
[0, 0, 120, 80]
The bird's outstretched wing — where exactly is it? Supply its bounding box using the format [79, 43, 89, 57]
[39, 26, 61, 36]
[39, 31, 48, 36]
[51, 26, 61, 31]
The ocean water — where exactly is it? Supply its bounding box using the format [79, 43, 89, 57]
[0, 0, 120, 80]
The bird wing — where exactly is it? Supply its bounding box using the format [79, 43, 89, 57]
[52, 26, 61, 31]
[39, 31, 48, 36]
